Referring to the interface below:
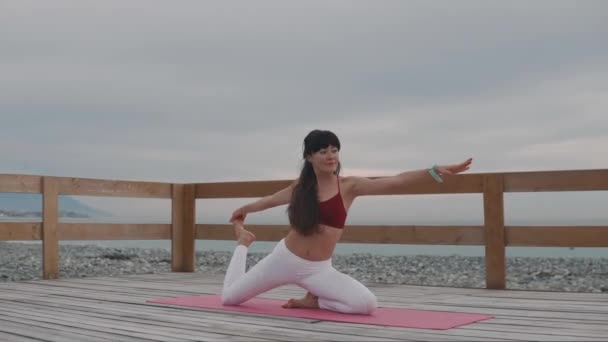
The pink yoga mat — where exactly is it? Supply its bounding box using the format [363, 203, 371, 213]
[148, 294, 493, 330]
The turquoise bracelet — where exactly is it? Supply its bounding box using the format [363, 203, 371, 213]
[428, 166, 443, 183]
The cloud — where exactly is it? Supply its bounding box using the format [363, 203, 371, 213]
[509, 136, 608, 169]
[1, 1, 607, 222]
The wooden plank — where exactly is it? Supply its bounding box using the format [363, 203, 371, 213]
[195, 174, 484, 198]
[58, 223, 171, 240]
[0, 319, 111, 342]
[314, 322, 508, 341]
[506, 226, 608, 247]
[1, 283, 195, 302]
[57, 177, 172, 198]
[0, 304, 249, 342]
[0, 222, 41, 240]
[0, 310, 150, 342]
[42, 176, 59, 280]
[469, 290, 608, 302]
[30, 278, 210, 292]
[456, 295, 608, 309]
[341, 225, 484, 245]
[0, 311, 194, 342]
[0, 331, 43, 342]
[315, 318, 513, 342]
[197, 224, 485, 245]
[468, 323, 608, 339]
[483, 175, 505, 289]
[171, 184, 196, 272]
[196, 224, 288, 241]
[195, 179, 292, 198]
[450, 327, 602, 341]
[383, 301, 608, 321]
[435, 296, 608, 314]
[0, 174, 42, 193]
[503, 169, 608, 192]
[485, 317, 608, 333]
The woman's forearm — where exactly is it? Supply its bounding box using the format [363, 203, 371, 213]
[235, 183, 295, 218]
[395, 167, 441, 186]
[242, 196, 272, 214]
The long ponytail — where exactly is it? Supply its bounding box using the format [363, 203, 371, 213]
[287, 160, 321, 236]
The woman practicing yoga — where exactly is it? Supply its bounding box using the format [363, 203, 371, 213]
[222, 129, 472, 314]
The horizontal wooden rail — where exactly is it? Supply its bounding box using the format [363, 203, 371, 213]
[0, 174, 172, 198]
[194, 174, 485, 198]
[193, 169, 608, 199]
[58, 223, 171, 240]
[0, 222, 42, 240]
[4, 169, 606, 198]
[503, 169, 608, 192]
[4, 222, 606, 247]
[506, 226, 608, 247]
[58, 177, 172, 198]
[0, 223, 171, 240]
[0, 174, 42, 193]
[196, 224, 486, 245]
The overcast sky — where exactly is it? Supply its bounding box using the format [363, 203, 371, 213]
[1, 1, 607, 224]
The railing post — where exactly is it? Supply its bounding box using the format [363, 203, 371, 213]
[42, 176, 59, 280]
[171, 184, 196, 272]
[483, 175, 506, 289]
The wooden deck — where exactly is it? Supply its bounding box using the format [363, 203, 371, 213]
[0, 274, 607, 341]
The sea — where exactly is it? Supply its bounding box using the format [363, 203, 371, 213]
[2, 217, 607, 258]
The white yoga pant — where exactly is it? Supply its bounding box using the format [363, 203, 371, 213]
[221, 238, 378, 315]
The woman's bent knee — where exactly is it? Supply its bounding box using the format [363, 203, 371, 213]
[355, 292, 378, 315]
[220, 288, 243, 306]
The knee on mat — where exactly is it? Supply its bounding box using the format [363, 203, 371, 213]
[220, 289, 242, 306]
[353, 292, 378, 315]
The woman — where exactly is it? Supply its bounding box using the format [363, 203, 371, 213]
[222, 129, 472, 315]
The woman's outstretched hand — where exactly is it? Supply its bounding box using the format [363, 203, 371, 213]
[435, 158, 473, 175]
[229, 206, 248, 223]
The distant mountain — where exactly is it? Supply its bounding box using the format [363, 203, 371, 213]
[0, 193, 110, 218]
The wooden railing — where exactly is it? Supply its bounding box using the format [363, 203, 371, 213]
[1, 169, 607, 289]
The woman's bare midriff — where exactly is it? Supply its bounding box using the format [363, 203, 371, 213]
[284, 225, 344, 261]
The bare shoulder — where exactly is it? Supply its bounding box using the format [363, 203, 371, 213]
[339, 175, 401, 197]
[340, 176, 358, 186]
[339, 176, 362, 195]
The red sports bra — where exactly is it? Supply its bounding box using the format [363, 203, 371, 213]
[318, 176, 347, 229]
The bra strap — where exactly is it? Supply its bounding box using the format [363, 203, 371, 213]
[337, 175, 341, 194]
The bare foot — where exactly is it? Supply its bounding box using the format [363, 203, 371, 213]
[282, 292, 319, 309]
[233, 220, 256, 247]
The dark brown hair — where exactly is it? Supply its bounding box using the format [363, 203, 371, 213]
[287, 130, 341, 236]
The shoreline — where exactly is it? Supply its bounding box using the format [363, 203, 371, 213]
[1, 241, 607, 293]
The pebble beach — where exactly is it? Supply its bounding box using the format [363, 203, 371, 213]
[1, 241, 607, 293]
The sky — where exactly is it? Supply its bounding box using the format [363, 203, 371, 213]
[1, 1, 607, 225]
